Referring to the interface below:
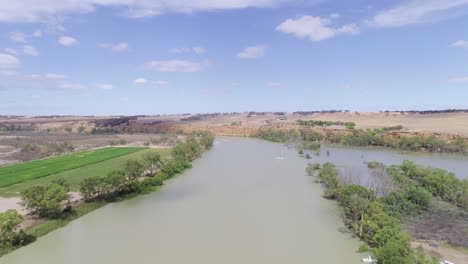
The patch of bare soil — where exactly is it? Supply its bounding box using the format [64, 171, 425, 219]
[412, 241, 468, 264]
[404, 200, 468, 248]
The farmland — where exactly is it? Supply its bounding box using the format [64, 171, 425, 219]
[0, 148, 170, 197]
[0, 147, 144, 188]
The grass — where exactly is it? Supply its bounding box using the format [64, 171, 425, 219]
[0, 147, 144, 188]
[25, 201, 107, 238]
[0, 148, 171, 197]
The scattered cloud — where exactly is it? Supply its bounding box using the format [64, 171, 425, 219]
[0, 70, 18, 77]
[0, 54, 21, 68]
[58, 36, 78, 46]
[450, 40, 468, 48]
[144, 59, 206, 72]
[150, 80, 169, 88]
[9, 31, 27, 43]
[445, 76, 468, 83]
[0, 0, 304, 23]
[22, 45, 39, 56]
[276, 15, 359, 42]
[4, 48, 17, 55]
[95, 84, 113, 89]
[133, 78, 148, 84]
[58, 82, 86, 90]
[267, 82, 283, 87]
[237, 45, 265, 59]
[200, 88, 228, 95]
[100, 42, 129, 52]
[25, 73, 67, 80]
[32, 30, 42, 37]
[368, 0, 468, 28]
[169, 46, 206, 54]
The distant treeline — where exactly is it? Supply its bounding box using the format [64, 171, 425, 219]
[296, 119, 356, 129]
[93, 117, 137, 127]
[257, 128, 467, 154]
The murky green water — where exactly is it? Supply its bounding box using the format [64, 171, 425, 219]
[3, 137, 467, 263]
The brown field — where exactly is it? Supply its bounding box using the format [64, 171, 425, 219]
[4, 111, 468, 136]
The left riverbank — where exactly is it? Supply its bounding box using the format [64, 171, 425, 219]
[0, 132, 214, 257]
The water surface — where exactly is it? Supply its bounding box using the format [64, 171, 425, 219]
[2, 137, 363, 264]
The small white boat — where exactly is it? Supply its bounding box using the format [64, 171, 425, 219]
[275, 156, 285, 160]
[362, 255, 376, 263]
[439, 261, 455, 264]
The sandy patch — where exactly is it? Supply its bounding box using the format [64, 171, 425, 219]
[412, 241, 468, 264]
[0, 197, 26, 215]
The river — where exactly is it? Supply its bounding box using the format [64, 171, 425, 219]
[3, 137, 468, 263]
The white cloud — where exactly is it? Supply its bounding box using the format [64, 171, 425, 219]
[58, 83, 86, 90]
[95, 84, 113, 89]
[23, 45, 39, 56]
[450, 40, 468, 48]
[0, 70, 18, 77]
[276, 15, 359, 42]
[150, 80, 169, 88]
[446, 76, 468, 83]
[368, 0, 468, 28]
[170, 46, 206, 54]
[0, 0, 302, 23]
[26, 73, 67, 80]
[267, 82, 282, 87]
[9, 31, 27, 43]
[144, 60, 206, 72]
[133, 78, 148, 84]
[237, 45, 265, 59]
[100, 42, 129, 52]
[58, 36, 78, 46]
[4, 48, 17, 55]
[32, 30, 42, 37]
[0, 54, 21, 68]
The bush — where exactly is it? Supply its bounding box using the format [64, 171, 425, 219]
[20, 183, 69, 218]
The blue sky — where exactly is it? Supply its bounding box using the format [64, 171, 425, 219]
[0, 0, 468, 115]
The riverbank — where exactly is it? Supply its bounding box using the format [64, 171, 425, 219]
[2, 136, 364, 264]
[0, 133, 214, 258]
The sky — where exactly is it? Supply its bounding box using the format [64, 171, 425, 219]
[0, 0, 468, 116]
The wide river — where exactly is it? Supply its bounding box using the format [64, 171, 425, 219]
[3, 137, 468, 263]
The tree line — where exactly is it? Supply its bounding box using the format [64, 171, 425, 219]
[0, 132, 215, 253]
[257, 128, 468, 154]
[307, 162, 441, 264]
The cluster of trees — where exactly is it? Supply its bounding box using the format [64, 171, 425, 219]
[80, 135, 212, 202]
[0, 210, 32, 249]
[1, 132, 215, 251]
[311, 163, 438, 264]
[387, 161, 467, 209]
[80, 133, 214, 202]
[257, 129, 290, 143]
[296, 120, 356, 129]
[258, 127, 467, 154]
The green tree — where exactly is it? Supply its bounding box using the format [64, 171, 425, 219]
[20, 184, 68, 218]
[77, 125, 86, 133]
[340, 184, 375, 236]
[142, 152, 162, 176]
[124, 159, 145, 180]
[0, 210, 27, 248]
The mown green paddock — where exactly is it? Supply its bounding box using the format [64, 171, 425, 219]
[0, 147, 174, 197]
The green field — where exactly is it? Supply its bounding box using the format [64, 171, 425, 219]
[0, 148, 171, 197]
[0, 147, 144, 188]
